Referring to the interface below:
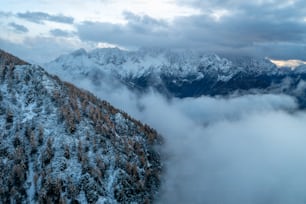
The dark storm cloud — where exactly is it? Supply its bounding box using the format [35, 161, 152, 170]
[17, 11, 74, 24]
[50, 29, 72, 37]
[77, 0, 306, 59]
[180, 1, 306, 37]
[170, 12, 306, 57]
[8, 22, 29, 33]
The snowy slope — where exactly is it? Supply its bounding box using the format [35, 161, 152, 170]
[0, 50, 162, 203]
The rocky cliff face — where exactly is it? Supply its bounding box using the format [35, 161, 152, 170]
[0, 51, 162, 203]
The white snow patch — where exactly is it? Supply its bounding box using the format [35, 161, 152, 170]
[22, 103, 37, 123]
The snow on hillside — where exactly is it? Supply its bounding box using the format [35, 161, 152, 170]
[0, 52, 162, 203]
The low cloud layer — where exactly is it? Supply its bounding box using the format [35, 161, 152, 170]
[48, 71, 306, 204]
[158, 110, 306, 204]
[92, 85, 306, 204]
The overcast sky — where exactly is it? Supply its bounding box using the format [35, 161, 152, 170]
[1, 0, 306, 63]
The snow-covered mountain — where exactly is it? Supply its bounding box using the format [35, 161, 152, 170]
[45, 47, 278, 81]
[45, 47, 306, 108]
[0, 50, 162, 203]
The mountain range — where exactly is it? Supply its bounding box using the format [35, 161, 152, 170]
[45, 47, 306, 108]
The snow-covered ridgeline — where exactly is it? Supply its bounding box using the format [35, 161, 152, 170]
[45, 48, 281, 83]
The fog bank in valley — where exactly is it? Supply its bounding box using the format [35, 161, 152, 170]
[70, 77, 306, 203]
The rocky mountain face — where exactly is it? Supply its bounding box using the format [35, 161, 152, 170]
[0, 50, 162, 203]
[44, 48, 306, 108]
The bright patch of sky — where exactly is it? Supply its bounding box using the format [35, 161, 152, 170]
[270, 58, 306, 68]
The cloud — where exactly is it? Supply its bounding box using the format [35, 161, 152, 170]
[0, 11, 12, 17]
[178, 0, 306, 15]
[17, 11, 74, 24]
[77, 13, 171, 49]
[0, 36, 90, 64]
[157, 110, 306, 204]
[128, 94, 306, 204]
[270, 58, 306, 68]
[76, 0, 306, 59]
[254, 42, 306, 60]
[178, 0, 306, 46]
[8, 22, 29, 33]
[2, 1, 306, 61]
[43, 66, 306, 204]
[2, 0, 306, 61]
[50, 29, 73, 37]
[123, 11, 168, 31]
